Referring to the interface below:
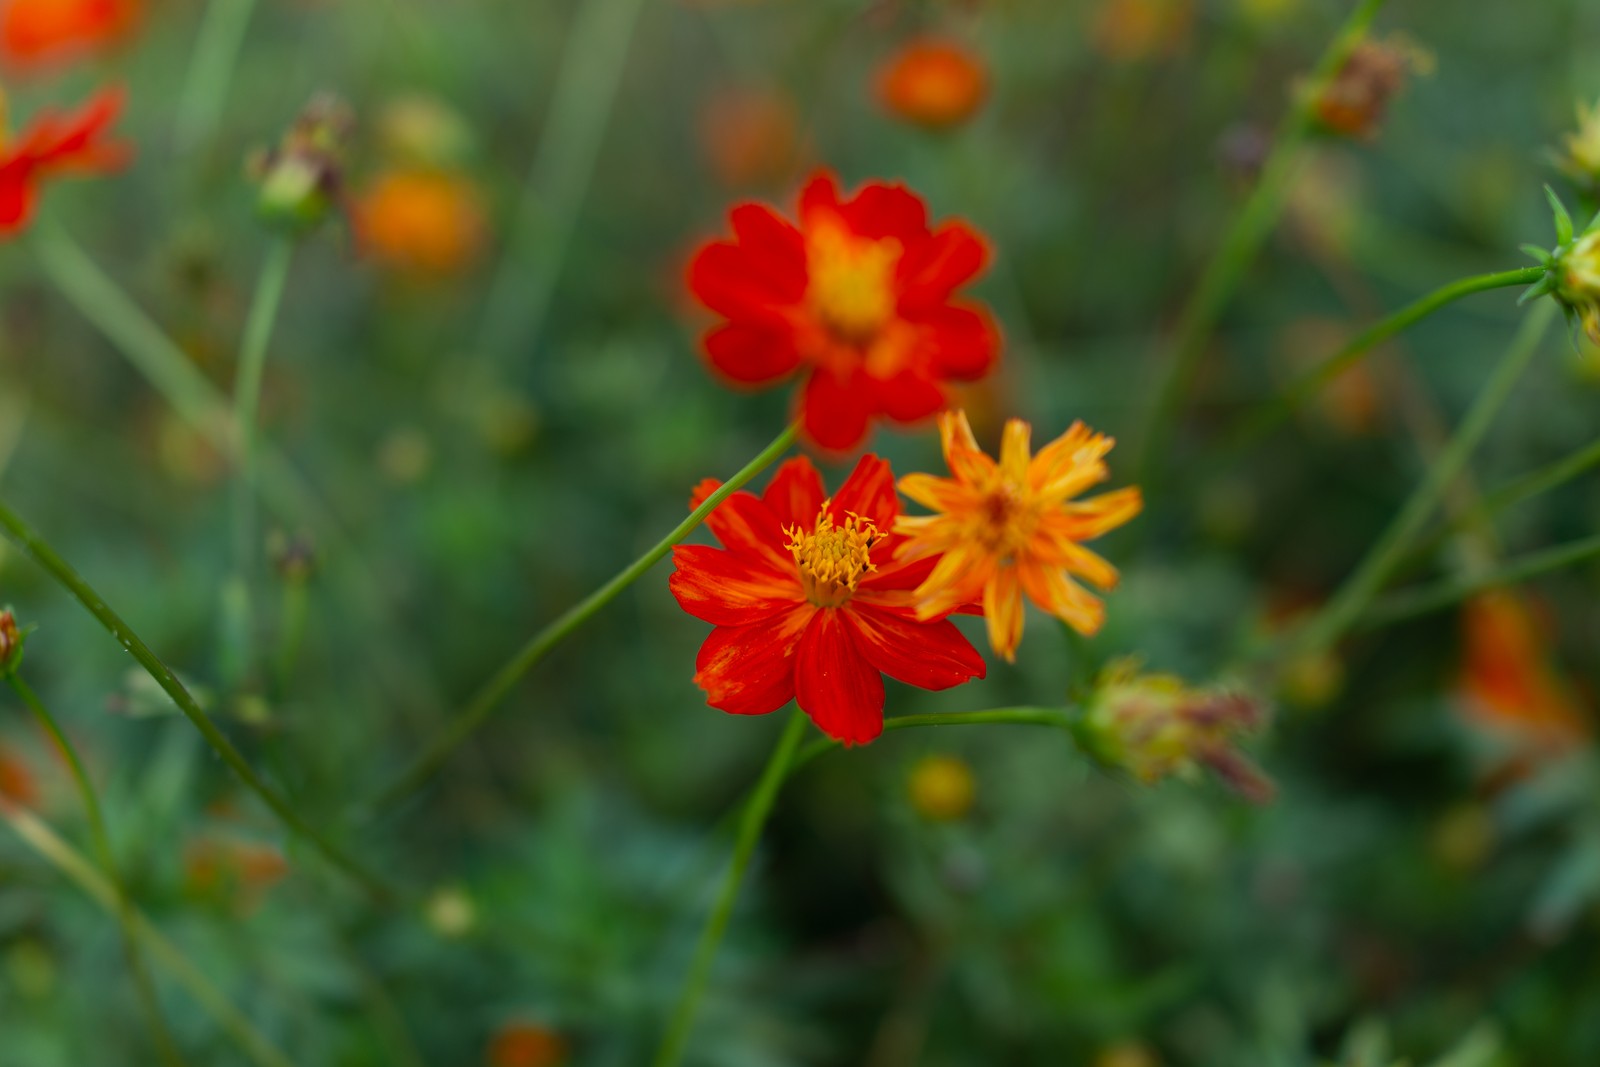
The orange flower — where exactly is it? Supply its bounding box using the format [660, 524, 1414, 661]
[1092, 0, 1193, 62]
[896, 410, 1141, 661]
[1459, 590, 1589, 754]
[488, 1022, 567, 1067]
[0, 0, 139, 67]
[0, 744, 36, 806]
[875, 37, 987, 130]
[355, 167, 487, 276]
[699, 86, 801, 187]
[1313, 37, 1417, 141]
[0, 85, 129, 237]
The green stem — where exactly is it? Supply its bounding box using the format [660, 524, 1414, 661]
[175, 0, 259, 150]
[0, 803, 295, 1067]
[224, 239, 295, 684]
[473, 0, 647, 369]
[653, 709, 808, 1067]
[366, 422, 800, 813]
[1215, 266, 1545, 461]
[1136, 0, 1391, 484]
[1358, 533, 1600, 631]
[791, 707, 1082, 776]
[0, 497, 392, 902]
[6, 675, 186, 1067]
[1275, 301, 1557, 663]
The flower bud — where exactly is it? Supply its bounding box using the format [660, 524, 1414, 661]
[248, 93, 355, 234]
[1313, 36, 1429, 141]
[1559, 99, 1600, 192]
[0, 609, 22, 675]
[1080, 660, 1275, 803]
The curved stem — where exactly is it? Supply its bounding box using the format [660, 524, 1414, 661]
[653, 709, 808, 1067]
[0, 497, 393, 902]
[175, 0, 259, 151]
[1215, 266, 1545, 462]
[1136, 0, 1392, 485]
[6, 675, 186, 1067]
[365, 422, 801, 814]
[0, 803, 295, 1067]
[1271, 301, 1557, 664]
[1358, 533, 1600, 631]
[224, 238, 295, 684]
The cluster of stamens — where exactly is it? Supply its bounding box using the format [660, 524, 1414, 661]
[785, 505, 878, 606]
[805, 220, 901, 342]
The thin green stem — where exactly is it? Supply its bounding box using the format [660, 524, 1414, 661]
[653, 709, 808, 1067]
[1274, 301, 1557, 663]
[0, 803, 295, 1067]
[1215, 266, 1545, 462]
[1136, 0, 1391, 485]
[1358, 534, 1600, 631]
[0, 497, 393, 902]
[6, 675, 186, 1067]
[224, 239, 295, 684]
[175, 0, 259, 151]
[791, 707, 1083, 775]
[366, 422, 801, 814]
[473, 0, 647, 369]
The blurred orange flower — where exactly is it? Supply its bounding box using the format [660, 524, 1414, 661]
[1458, 590, 1590, 754]
[183, 835, 291, 911]
[355, 167, 487, 277]
[896, 410, 1141, 661]
[488, 1021, 567, 1067]
[875, 37, 987, 129]
[699, 86, 801, 188]
[0, 744, 36, 806]
[0, 85, 129, 237]
[0, 0, 139, 67]
[1093, 0, 1193, 62]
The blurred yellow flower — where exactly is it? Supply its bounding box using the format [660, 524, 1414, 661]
[908, 754, 977, 821]
[1559, 98, 1600, 187]
[1092, 0, 1193, 62]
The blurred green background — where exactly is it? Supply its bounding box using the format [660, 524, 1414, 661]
[1, 0, 1599, 1064]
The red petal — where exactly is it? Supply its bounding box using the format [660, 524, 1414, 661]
[827, 453, 898, 529]
[0, 167, 38, 232]
[874, 370, 947, 423]
[794, 609, 884, 745]
[729, 203, 807, 300]
[703, 322, 800, 385]
[670, 545, 800, 626]
[800, 366, 876, 452]
[897, 222, 987, 308]
[688, 480, 793, 571]
[798, 169, 842, 222]
[762, 456, 826, 529]
[840, 180, 929, 243]
[687, 240, 802, 325]
[844, 603, 986, 691]
[693, 607, 814, 716]
[916, 303, 999, 380]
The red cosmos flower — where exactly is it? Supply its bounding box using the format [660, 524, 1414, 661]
[669, 454, 986, 745]
[687, 170, 999, 451]
[0, 86, 129, 236]
[0, 0, 139, 67]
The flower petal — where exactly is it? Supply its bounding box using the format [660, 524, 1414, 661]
[688, 480, 794, 572]
[874, 369, 947, 423]
[688, 241, 801, 325]
[983, 565, 1025, 662]
[800, 366, 876, 452]
[828, 453, 898, 529]
[897, 222, 988, 307]
[762, 456, 827, 529]
[703, 322, 800, 385]
[911, 541, 994, 619]
[896, 472, 975, 516]
[693, 606, 814, 716]
[795, 609, 885, 745]
[999, 418, 1031, 484]
[937, 409, 995, 485]
[1016, 559, 1105, 637]
[916, 303, 999, 381]
[844, 603, 986, 691]
[729, 203, 807, 301]
[670, 545, 801, 626]
[840, 180, 929, 243]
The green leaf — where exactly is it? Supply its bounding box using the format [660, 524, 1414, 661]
[1547, 185, 1575, 245]
[1520, 243, 1553, 264]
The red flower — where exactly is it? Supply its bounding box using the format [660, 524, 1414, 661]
[687, 170, 999, 452]
[0, 86, 130, 237]
[0, 0, 140, 66]
[670, 454, 987, 745]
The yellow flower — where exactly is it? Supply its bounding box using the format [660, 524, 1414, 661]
[908, 754, 977, 822]
[895, 410, 1142, 661]
[1561, 98, 1600, 186]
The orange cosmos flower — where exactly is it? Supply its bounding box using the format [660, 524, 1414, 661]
[0, 743, 36, 806]
[488, 1022, 567, 1067]
[355, 167, 487, 276]
[0, 85, 129, 237]
[875, 37, 988, 129]
[670, 454, 986, 745]
[896, 410, 1141, 661]
[1458, 590, 1589, 755]
[0, 0, 139, 67]
[687, 169, 1000, 452]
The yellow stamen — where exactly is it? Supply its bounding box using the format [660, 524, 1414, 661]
[785, 505, 878, 607]
[805, 217, 900, 341]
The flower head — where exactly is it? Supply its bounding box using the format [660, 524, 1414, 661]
[670, 454, 986, 745]
[0, 0, 139, 67]
[1458, 590, 1589, 756]
[1080, 660, 1274, 803]
[489, 1022, 567, 1067]
[908, 753, 976, 821]
[1313, 36, 1426, 141]
[688, 170, 999, 451]
[247, 93, 354, 234]
[875, 37, 988, 130]
[0, 744, 35, 806]
[1559, 98, 1600, 191]
[895, 410, 1141, 662]
[698, 86, 801, 188]
[1092, 0, 1194, 62]
[0, 85, 129, 238]
[356, 167, 487, 276]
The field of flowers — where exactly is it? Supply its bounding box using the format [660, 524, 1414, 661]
[1, 0, 1599, 1064]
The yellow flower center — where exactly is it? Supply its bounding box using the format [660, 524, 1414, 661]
[973, 482, 1037, 558]
[785, 506, 878, 607]
[805, 217, 901, 342]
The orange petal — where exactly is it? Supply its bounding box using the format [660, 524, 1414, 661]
[1016, 559, 1105, 637]
[998, 418, 1032, 484]
[896, 471, 974, 515]
[983, 566, 1024, 662]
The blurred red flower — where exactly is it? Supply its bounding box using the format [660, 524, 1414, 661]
[0, 0, 139, 66]
[0, 86, 129, 236]
[687, 169, 999, 451]
[1459, 590, 1589, 756]
[875, 37, 988, 129]
[670, 454, 986, 745]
